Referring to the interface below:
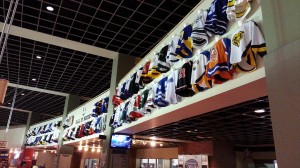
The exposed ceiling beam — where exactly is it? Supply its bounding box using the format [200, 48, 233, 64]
[0, 22, 118, 60]
[8, 83, 68, 97]
[40, 113, 58, 117]
[0, 105, 31, 113]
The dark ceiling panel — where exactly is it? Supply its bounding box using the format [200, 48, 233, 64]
[0, 35, 112, 98]
[136, 97, 274, 146]
[0, 0, 200, 57]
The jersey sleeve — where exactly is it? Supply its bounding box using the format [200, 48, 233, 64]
[251, 22, 267, 57]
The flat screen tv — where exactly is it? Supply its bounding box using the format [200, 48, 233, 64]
[110, 133, 132, 149]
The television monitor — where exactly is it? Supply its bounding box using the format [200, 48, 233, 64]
[110, 133, 132, 149]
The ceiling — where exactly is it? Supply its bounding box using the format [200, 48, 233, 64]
[0, 108, 28, 126]
[0, 0, 201, 125]
[135, 96, 274, 147]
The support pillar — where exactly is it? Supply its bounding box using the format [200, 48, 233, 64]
[102, 53, 136, 168]
[261, 1, 300, 168]
[55, 94, 80, 168]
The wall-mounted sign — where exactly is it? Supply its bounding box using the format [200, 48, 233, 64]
[0, 141, 7, 148]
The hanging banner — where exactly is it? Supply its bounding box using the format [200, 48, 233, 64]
[0, 79, 8, 105]
[0, 141, 8, 148]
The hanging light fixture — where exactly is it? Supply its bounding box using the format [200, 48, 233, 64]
[97, 144, 101, 153]
[91, 145, 95, 152]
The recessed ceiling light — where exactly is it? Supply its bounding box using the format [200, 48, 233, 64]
[186, 130, 192, 133]
[46, 6, 54, 11]
[32, 78, 36, 81]
[254, 109, 266, 113]
[8, 102, 11, 104]
[21, 93, 25, 96]
[36, 56, 41, 59]
[150, 136, 156, 140]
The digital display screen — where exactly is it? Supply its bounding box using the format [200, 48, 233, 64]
[110, 134, 132, 149]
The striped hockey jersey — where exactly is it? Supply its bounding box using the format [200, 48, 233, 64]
[176, 25, 193, 58]
[206, 38, 233, 84]
[148, 53, 161, 78]
[192, 10, 210, 48]
[204, 0, 229, 35]
[157, 46, 171, 73]
[226, 0, 251, 21]
[154, 77, 169, 107]
[230, 21, 267, 72]
[191, 51, 212, 93]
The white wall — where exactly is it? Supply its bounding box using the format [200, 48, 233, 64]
[0, 126, 26, 148]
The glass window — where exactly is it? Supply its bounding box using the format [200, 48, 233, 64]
[157, 159, 164, 168]
[149, 159, 156, 168]
[171, 159, 178, 168]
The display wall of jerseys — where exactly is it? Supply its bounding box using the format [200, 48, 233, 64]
[25, 117, 62, 147]
[110, 0, 266, 129]
[62, 91, 109, 144]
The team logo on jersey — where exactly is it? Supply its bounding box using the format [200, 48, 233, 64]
[233, 31, 244, 47]
[210, 47, 218, 62]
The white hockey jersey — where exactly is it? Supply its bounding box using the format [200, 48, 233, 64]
[165, 70, 180, 104]
[230, 21, 267, 72]
[192, 10, 210, 48]
[166, 36, 180, 65]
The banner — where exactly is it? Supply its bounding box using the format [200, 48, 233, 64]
[0, 141, 7, 148]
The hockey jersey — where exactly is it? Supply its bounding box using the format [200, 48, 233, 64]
[128, 72, 140, 95]
[191, 51, 212, 93]
[176, 25, 193, 58]
[206, 38, 233, 84]
[157, 45, 171, 73]
[92, 99, 103, 117]
[230, 21, 267, 72]
[176, 61, 195, 97]
[226, 0, 251, 21]
[166, 35, 180, 65]
[204, 0, 229, 35]
[139, 89, 149, 114]
[136, 67, 145, 89]
[154, 77, 169, 107]
[148, 53, 161, 78]
[141, 61, 153, 84]
[144, 85, 159, 113]
[100, 97, 109, 113]
[127, 95, 144, 119]
[165, 70, 180, 104]
[192, 10, 210, 48]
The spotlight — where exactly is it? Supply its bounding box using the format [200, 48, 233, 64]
[43, 150, 46, 153]
[84, 145, 88, 152]
[160, 144, 163, 147]
[36, 56, 42, 59]
[150, 141, 156, 147]
[254, 109, 266, 113]
[78, 145, 83, 151]
[46, 6, 54, 11]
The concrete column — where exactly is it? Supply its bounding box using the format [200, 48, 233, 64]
[55, 94, 80, 168]
[102, 54, 136, 168]
[261, 1, 300, 168]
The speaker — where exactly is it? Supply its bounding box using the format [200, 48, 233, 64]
[99, 135, 106, 140]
